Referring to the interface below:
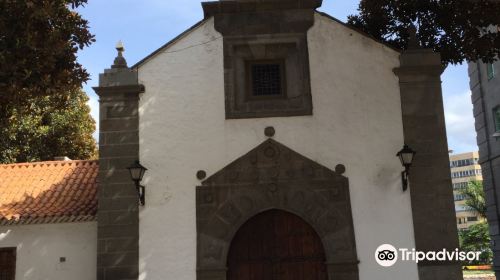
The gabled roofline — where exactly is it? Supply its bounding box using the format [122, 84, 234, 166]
[131, 19, 209, 69]
[316, 11, 402, 54]
[131, 11, 401, 70]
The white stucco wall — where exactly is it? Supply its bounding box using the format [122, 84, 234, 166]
[0, 222, 97, 280]
[137, 14, 419, 280]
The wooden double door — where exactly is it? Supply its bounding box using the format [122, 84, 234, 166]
[227, 210, 328, 280]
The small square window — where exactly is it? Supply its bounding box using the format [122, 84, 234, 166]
[247, 60, 286, 99]
[487, 63, 495, 80]
[225, 39, 312, 119]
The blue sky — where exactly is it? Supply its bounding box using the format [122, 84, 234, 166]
[77, 0, 476, 154]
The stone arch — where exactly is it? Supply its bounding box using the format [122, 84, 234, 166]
[196, 139, 359, 280]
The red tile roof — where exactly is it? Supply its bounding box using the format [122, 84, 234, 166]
[0, 160, 98, 225]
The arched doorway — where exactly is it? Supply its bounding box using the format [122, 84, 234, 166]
[197, 139, 359, 280]
[227, 210, 328, 280]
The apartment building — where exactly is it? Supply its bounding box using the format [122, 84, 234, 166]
[450, 151, 483, 229]
[469, 55, 500, 271]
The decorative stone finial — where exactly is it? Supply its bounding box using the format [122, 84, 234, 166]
[116, 40, 124, 52]
[112, 40, 128, 69]
[407, 24, 421, 50]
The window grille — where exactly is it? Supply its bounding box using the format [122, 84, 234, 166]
[249, 61, 285, 97]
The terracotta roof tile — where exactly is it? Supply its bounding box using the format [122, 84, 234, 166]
[0, 160, 98, 225]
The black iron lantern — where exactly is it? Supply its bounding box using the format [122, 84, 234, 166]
[127, 160, 148, 205]
[396, 144, 416, 192]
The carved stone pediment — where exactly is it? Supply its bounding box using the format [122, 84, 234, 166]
[196, 139, 359, 280]
[202, 139, 346, 186]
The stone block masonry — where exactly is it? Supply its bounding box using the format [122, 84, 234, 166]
[93, 48, 144, 280]
[394, 42, 462, 279]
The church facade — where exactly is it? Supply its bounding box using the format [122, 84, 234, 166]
[93, 1, 461, 280]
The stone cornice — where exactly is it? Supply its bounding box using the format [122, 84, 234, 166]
[202, 0, 322, 18]
[393, 65, 446, 77]
[93, 85, 145, 99]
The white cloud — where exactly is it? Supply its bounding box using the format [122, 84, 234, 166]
[443, 90, 478, 153]
[86, 93, 100, 142]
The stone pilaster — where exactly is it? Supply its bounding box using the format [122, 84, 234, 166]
[394, 36, 462, 279]
[93, 45, 144, 280]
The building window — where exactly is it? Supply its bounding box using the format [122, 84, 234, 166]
[494, 107, 500, 132]
[467, 216, 479, 222]
[450, 158, 476, 168]
[487, 63, 495, 80]
[247, 60, 286, 99]
[224, 38, 313, 119]
[453, 182, 469, 190]
[0, 248, 16, 280]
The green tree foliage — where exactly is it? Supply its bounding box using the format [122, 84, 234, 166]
[0, 0, 96, 163]
[348, 0, 500, 64]
[460, 181, 487, 218]
[0, 88, 97, 163]
[459, 222, 492, 265]
[0, 0, 94, 101]
[458, 181, 491, 265]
